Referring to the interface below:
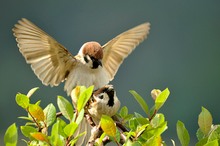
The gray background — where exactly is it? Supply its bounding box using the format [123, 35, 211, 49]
[1, 0, 220, 145]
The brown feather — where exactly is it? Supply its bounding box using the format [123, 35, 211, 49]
[13, 18, 76, 86]
[102, 23, 150, 80]
[82, 42, 103, 59]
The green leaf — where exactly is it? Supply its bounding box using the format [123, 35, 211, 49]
[57, 96, 73, 121]
[204, 139, 218, 146]
[18, 116, 32, 121]
[101, 115, 116, 137]
[108, 128, 121, 144]
[44, 103, 56, 126]
[28, 104, 45, 121]
[136, 117, 149, 126]
[27, 87, 39, 98]
[77, 85, 94, 112]
[145, 136, 162, 146]
[143, 121, 167, 139]
[50, 120, 65, 145]
[176, 120, 190, 146]
[151, 113, 165, 128]
[4, 123, 17, 146]
[129, 90, 149, 115]
[64, 122, 78, 137]
[119, 106, 128, 118]
[155, 88, 170, 110]
[98, 132, 107, 146]
[129, 118, 139, 131]
[198, 107, 212, 135]
[15, 93, 29, 109]
[76, 108, 84, 125]
[195, 137, 208, 146]
[207, 130, 219, 143]
[69, 131, 86, 146]
[20, 126, 37, 138]
[196, 128, 205, 141]
[123, 114, 134, 124]
[136, 124, 148, 137]
[57, 118, 67, 137]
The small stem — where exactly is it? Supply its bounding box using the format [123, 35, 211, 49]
[26, 109, 41, 131]
[149, 109, 157, 121]
[56, 112, 63, 118]
[116, 121, 128, 132]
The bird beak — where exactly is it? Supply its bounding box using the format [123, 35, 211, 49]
[97, 60, 102, 67]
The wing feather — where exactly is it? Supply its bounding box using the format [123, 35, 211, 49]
[13, 18, 76, 86]
[102, 23, 150, 80]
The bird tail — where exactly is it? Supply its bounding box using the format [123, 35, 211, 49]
[74, 117, 92, 146]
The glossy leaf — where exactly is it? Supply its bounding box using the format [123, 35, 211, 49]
[76, 108, 84, 125]
[98, 133, 107, 146]
[177, 120, 190, 146]
[44, 103, 56, 126]
[18, 116, 32, 121]
[207, 130, 218, 143]
[77, 85, 94, 112]
[20, 126, 37, 138]
[57, 96, 73, 121]
[129, 118, 139, 131]
[57, 118, 67, 138]
[28, 104, 45, 121]
[204, 139, 218, 146]
[129, 90, 149, 115]
[101, 115, 116, 137]
[50, 120, 65, 145]
[4, 123, 17, 146]
[151, 113, 165, 128]
[145, 136, 162, 146]
[16, 93, 29, 109]
[155, 88, 170, 110]
[198, 107, 212, 135]
[64, 122, 78, 137]
[69, 132, 86, 146]
[120, 106, 128, 118]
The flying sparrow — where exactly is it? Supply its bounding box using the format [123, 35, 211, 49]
[13, 18, 150, 95]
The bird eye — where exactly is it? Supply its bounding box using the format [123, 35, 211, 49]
[99, 95, 104, 99]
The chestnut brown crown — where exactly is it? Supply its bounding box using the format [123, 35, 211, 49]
[82, 42, 103, 60]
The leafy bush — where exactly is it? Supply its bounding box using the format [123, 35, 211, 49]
[4, 86, 169, 146]
[4, 86, 219, 146]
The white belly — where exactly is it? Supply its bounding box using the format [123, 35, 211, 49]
[64, 64, 109, 95]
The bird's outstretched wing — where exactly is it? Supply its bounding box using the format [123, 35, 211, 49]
[102, 23, 150, 80]
[13, 18, 76, 86]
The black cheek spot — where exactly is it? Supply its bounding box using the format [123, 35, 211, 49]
[107, 91, 114, 107]
[84, 56, 89, 63]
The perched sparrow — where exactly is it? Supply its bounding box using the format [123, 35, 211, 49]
[13, 18, 150, 95]
[88, 84, 120, 123]
[76, 85, 120, 146]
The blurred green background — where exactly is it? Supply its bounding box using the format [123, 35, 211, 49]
[1, 0, 220, 145]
